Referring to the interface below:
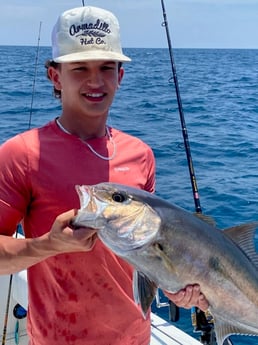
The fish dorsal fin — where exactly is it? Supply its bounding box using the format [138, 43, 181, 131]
[223, 222, 258, 269]
[193, 212, 217, 227]
[214, 318, 258, 345]
[133, 270, 157, 318]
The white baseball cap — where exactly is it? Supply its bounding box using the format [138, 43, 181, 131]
[52, 6, 131, 63]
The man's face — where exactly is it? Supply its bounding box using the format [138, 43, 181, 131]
[49, 60, 124, 120]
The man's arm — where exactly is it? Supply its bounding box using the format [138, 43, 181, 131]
[0, 209, 97, 275]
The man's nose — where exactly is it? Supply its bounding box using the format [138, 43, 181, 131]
[85, 71, 104, 88]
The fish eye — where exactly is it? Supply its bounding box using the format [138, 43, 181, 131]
[112, 192, 126, 203]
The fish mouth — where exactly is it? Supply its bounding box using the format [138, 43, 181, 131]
[77, 185, 91, 210]
[72, 185, 107, 228]
[78, 185, 106, 214]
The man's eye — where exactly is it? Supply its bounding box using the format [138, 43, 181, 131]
[73, 67, 86, 71]
[102, 66, 115, 71]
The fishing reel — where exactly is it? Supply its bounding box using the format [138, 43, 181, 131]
[192, 307, 215, 344]
[192, 307, 233, 345]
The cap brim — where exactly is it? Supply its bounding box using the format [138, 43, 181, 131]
[53, 50, 131, 63]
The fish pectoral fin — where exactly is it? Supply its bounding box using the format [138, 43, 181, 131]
[214, 319, 258, 345]
[133, 270, 157, 318]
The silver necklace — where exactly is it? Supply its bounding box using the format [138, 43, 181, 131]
[56, 118, 116, 161]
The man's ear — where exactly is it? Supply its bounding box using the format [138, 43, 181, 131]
[48, 66, 62, 91]
[118, 67, 124, 88]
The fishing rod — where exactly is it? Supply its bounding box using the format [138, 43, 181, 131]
[1, 22, 42, 345]
[160, 0, 202, 214]
[159, 1, 219, 345]
[1, 273, 13, 345]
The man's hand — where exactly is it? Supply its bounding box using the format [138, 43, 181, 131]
[164, 284, 209, 312]
[48, 209, 98, 253]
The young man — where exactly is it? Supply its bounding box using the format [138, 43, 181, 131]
[0, 6, 208, 345]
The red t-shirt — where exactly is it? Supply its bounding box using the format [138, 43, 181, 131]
[0, 120, 156, 345]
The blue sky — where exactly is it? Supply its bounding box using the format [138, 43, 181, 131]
[1, 0, 258, 48]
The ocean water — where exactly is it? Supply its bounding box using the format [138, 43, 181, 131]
[0, 46, 258, 345]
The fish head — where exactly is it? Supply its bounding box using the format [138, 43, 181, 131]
[73, 183, 162, 255]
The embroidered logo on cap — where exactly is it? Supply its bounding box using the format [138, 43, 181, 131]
[70, 19, 111, 47]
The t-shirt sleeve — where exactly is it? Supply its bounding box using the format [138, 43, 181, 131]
[144, 146, 156, 194]
[0, 135, 31, 235]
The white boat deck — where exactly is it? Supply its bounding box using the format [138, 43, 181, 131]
[151, 313, 201, 345]
[1, 271, 201, 345]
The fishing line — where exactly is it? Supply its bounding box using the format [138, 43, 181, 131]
[28, 21, 42, 130]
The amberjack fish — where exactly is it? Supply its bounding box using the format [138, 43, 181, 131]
[72, 182, 258, 345]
